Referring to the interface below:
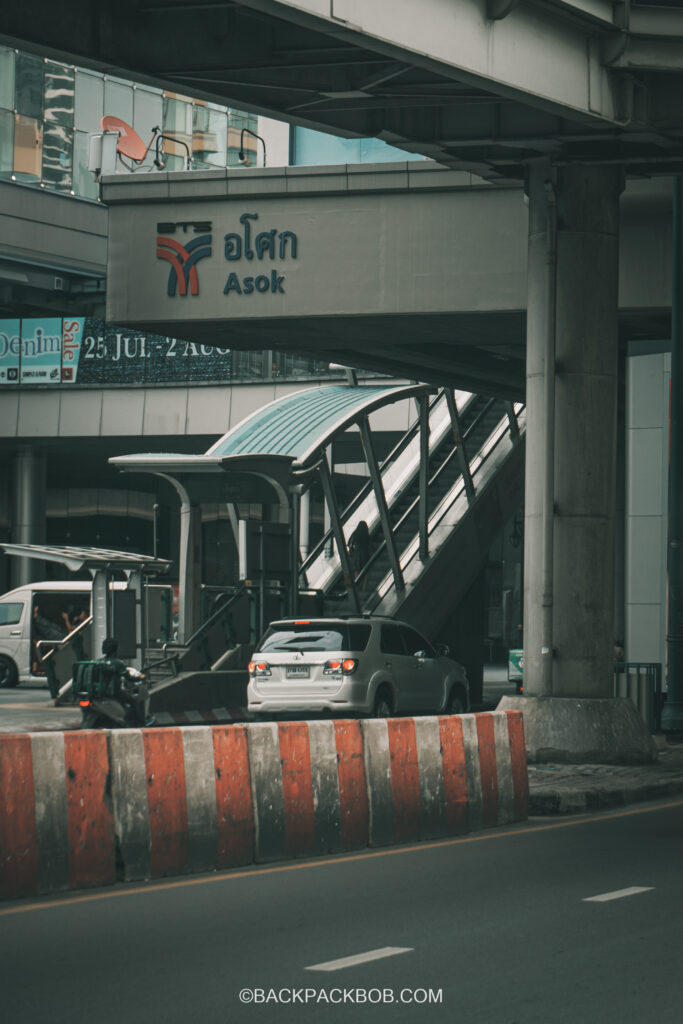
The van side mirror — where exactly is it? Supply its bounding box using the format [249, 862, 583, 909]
[437, 643, 450, 657]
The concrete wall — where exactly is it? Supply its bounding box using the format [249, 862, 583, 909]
[0, 180, 107, 278]
[0, 378, 405, 442]
[0, 710, 528, 900]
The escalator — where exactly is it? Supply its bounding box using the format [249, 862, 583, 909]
[301, 389, 526, 642]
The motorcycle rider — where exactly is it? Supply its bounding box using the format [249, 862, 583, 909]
[99, 637, 151, 726]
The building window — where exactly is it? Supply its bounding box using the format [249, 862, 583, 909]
[74, 70, 103, 131]
[0, 46, 15, 111]
[13, 113, 42, 182]
[0, 108, 14, 179]
[14, 51, 43, 120]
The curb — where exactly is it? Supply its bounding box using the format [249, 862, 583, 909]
[529, 777, 683, 815]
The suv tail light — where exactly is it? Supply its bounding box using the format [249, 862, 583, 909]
[324, 658, 358, 675]
[248, 661, 271, 676]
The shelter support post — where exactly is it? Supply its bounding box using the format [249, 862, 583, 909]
[90, 569, 109, 660]
[299, 489, 310, 561]
[11, 451, 46, 587]
[359, 415, 404, 593]
[501, 163, 655, 763]
[290, 488, 300, 616]
[128, 569, 144, 670]
[178, 499, 202, 643]
[238, 518, 248, 580]
[663, 177, 683, 731]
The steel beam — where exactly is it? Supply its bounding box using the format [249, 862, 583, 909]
[418, 394, 429, 561]
[445, 390, 476, 504]
[506, 401, 521, 440]
[358, 414, 404, 593]
[318, 453, 361, 613]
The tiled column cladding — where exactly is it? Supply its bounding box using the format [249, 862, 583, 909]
[0, 711, 527, 899]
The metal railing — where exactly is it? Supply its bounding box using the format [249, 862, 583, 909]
[614, 662, 663, 732]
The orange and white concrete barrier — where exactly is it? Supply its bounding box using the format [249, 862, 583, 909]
[0, 711, 527, 900]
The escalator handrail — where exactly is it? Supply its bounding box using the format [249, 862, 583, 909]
[354, 404, 524, 596]
[301, 389, 477, 574]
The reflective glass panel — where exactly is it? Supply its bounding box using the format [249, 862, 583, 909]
[15, 52, 43, 119]
[162, 96, 191, 167]
[227, 110, 259, 166]
[72, 129, 98, 199]
[44, 62, 74, 127]
[0, 109, 13, 178]
[42, 121, 72, 191]
[133, 86, 162, 169]
[13, 114, 42, 181]
[193, 104, 226, 168]
[0, 47, 15, 111]
[104, 78, 133, 124]
[74, 70, 103, 131]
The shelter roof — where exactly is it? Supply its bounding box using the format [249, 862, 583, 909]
[0, 544, 171, 575]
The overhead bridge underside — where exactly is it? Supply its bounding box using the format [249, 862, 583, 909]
[3, 1, 683, 182]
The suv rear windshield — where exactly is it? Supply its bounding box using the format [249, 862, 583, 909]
[260, 622, 372, 653]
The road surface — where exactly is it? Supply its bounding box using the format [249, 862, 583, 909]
[2, 799, 681, 1023]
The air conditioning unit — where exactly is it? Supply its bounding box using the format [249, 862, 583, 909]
[88, 131, 119, 180]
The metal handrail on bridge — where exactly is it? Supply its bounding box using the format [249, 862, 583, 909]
[299, 389, 446, 577]
[367, 399, 523, 605]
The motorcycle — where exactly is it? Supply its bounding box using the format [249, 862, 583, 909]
[76, 664, 153, 729]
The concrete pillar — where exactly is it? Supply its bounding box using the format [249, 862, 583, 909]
[523, 164, 621, 699]
[502, 165, 654, 762]
[11, 450, 46, 587]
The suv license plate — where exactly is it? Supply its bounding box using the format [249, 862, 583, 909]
[286, 665, 310, 678]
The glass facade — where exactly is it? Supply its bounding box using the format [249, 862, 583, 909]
[0, 46, 259, 199]
[292, 126, 420, 166]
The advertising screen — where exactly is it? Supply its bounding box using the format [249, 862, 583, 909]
[0, 317, 232, 386]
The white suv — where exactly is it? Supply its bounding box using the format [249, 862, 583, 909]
[247, 616, 469, 718]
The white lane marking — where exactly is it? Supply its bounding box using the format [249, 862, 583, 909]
[306, 947, 413, 972]
[583, 886, 654, 903]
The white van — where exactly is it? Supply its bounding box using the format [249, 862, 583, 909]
[0, 580, 171, 688]
[0, 581, 95, 687]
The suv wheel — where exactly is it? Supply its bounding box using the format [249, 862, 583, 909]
[373, 687, 393, 718]
[446, 687, 466, 715]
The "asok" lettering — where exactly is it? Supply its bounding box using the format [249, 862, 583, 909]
[223, 270, 285, 295]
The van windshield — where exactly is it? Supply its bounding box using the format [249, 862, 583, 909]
[260, 622, 371, 653]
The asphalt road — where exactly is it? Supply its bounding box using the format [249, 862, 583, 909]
[2, 799, 682, 1024]
[0, 667, 517, 732]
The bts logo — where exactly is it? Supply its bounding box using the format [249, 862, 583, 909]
[156, 221, 212, 297]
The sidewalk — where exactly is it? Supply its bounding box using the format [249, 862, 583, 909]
[528, 737, 683, 815]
